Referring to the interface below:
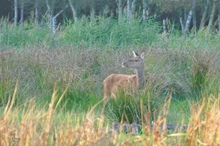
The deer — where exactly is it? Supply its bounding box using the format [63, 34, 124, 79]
[102, 50, 145, 111]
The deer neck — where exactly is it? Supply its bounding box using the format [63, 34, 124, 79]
[135, 65, 145, 89]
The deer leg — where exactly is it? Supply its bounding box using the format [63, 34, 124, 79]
[111, 92, 117, 99]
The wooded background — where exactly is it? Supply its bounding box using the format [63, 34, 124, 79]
[1, 0, 220, 34]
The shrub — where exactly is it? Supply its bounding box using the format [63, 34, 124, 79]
[104, 90, 162, 124]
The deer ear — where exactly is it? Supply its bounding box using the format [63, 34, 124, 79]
[140, 51, 144, 59]
[132, 50, 139, 57]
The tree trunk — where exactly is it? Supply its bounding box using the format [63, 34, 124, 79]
[131, 0, 136, 16]
[207, 0, 216, 32]
[184, 9, 193, 35]
[20, 0, 24, 26]
[218, 10, 220, 35]
[184, 7, 187, 24]
[14, 0, 18, 26]
[127, 0, 130, 22]
[163, 19, 166, 34]
[118, 0, 122, 23]
[68, 0, 78, 22]
[46, 0, 54, 32]
[192, 0, 197, 29]
[199, 2, 208, 30]
[180, 17, 185, 34]
[35, 1, 39, 25]
[142, 0, 147, 21]
[52, 5, 68, 33]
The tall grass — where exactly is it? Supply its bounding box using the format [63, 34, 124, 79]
[0, 16, 220, 145]
[185, 95, 220, 145]
[1, 45, 220, 122]
[0, 17, 160, 49]
[0, 87, 219, 145]
[0, 19, 50, 47]
[155, 29, 220, 50]
[1, 17, 219, 50]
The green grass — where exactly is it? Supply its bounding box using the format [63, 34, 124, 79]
[0, 17, 220, 134]
[1, 45, 219, 127]
[0, 17, 160, 49]
[167, 100, 191, 124]
[153, 26, 220, 51]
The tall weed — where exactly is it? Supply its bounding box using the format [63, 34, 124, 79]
[61, 16, 160, 48]
[0, 17, 160, 48]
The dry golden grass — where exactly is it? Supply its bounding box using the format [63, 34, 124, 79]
[0, 85, 219, 146]
[185, 95, 220, 145]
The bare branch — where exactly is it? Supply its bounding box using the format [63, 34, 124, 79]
[68, 0, 78, 22]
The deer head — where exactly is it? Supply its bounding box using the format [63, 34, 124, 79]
[122, 50, 144, 69]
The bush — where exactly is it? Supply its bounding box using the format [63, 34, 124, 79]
[104, 90, 162, 124]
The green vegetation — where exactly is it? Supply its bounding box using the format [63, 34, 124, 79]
[0, 16, 220, 145]
[0, 18, 160, 49]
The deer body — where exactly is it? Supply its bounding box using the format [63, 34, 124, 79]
[102, 50, 145, 100]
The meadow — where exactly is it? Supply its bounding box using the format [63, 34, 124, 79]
[0, 17, 220, 145]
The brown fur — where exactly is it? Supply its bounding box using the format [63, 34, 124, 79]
[102, 74, 138, 99]
[101, 50, 144, 114]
